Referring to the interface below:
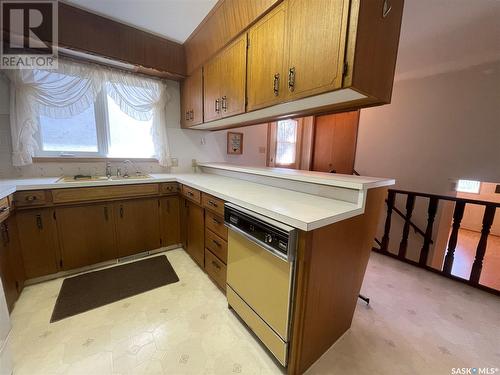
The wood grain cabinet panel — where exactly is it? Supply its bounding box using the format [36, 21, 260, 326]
[204, 249, 227, 291]
[181, 185, 201, 204]
[205, 229, 228, 264]
[181, 68, 203, 128]
[205, 210, 227, 240]
[16, 209, 59, 279]
[0, 217, 25, 312]
[203, 34, 247, 122]
[285, 0, 350, 100]
[52, 184, 159, 204]
[201, 193, 225, 217]
[13, 190, 50, 208]
[185, 200, 205, 267]
[247, 2, 288, 111]
[55, 204, 117, 270]
[114, 198, 160, 258]
[159, 196, 181, 247]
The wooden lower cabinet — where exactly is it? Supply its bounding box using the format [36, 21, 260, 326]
[56, 204, 117, 270]
[0, 218, 25, 312]
[16, 208, 59, 279]
[184, 200, 205, 267]
[204, 249, 226, 291]
[159, 196, 181, 247]
[114, 198, 161, 258]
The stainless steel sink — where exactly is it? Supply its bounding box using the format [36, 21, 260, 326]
[56, 174, 152, 183]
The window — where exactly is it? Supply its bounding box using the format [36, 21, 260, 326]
[275, 119, 298, 166]
[36, 88, 155, 158]
[456, 179, 481, 194]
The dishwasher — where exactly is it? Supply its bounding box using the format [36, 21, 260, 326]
[224, 203, 297, 366]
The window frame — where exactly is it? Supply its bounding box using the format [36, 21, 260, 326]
[267, 119, 303, 169]
[35, 86, 155, 160]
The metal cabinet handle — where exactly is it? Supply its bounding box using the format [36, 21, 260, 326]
[119, 206, 124, 218]
[288, 67, 296, 92]
[273, 73, 280, 96]
[212, 239, 221, 247]
[212, 260, 221, 270]
[221, 96, 227, 112]
[215, 98, 220, 113]
[0, 223, 9, 246]
[190, 110, 194, 120]
[185, 111, 189, 121]
[382, 0, 392, 18]
[0, 206, 8, 214]
[26, 195, 37, 202]
[104, 206, 109, 221]
[187, 191, 194, 197]
[208, 200, 218, 207]
[212, 218, 221, 225]
[36, 214, 43, 230]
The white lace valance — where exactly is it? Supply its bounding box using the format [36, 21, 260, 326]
[4, 58, 171, 166]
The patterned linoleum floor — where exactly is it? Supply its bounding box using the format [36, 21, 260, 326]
[9, 249, 500, 375]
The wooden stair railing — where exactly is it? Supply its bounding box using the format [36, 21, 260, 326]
[374, 188, 499, 296]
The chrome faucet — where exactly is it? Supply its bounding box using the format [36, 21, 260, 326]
[105, 162, 112, 178]
[123, 160, 141, 177]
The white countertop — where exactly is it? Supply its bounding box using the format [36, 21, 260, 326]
[198, 162, 395, 190]
[0, 168, 393, 231]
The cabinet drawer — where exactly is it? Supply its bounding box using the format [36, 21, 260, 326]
[52, 184, 159, 204]
[160, 182, 179, 195]
[205, 249, 227, 291]
[201, 193, 224, 216]
[14, 190, 50, 207]
[205, 229, 227, 264]
[205, 210, 227, 240]
[0, 197, 10, 223]
[181, 185, 201, 204]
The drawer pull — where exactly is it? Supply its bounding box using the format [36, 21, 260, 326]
[212, 260, 221, 270]
[0, 206, 8, 214]
[26, 195, 38, 202]
[187, 191, 194, 197]
[212, 239, 221, 247]
[208, 200, 218, 207]
[120, 206, 124, 218]
[36, 214, 43, 230]
[212, 218, 221, 225]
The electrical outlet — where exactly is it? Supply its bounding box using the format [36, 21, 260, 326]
[170, 158, 178, 167]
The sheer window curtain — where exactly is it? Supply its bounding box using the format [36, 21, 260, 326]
[4, 58, 171, 166]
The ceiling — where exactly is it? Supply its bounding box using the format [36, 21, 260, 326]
[65, 0, 500, 80]
[65, 0, 218, 44]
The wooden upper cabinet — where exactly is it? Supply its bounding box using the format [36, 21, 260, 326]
[181, 68, 203, 128]
[218, 34, 247, 118]
[203, 53, 222, 122]
[247, 2, 287, 111]
[56, 204, 117, 270]
[285, 0, 350, 100]
[203, 34, 247, 122]
[114, 198, 160, 258]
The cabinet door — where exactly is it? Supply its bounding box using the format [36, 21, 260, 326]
[203, 55, 221, 122]
[56, 204, 117, 270]
[115, 198, 160, 258]
[180, 198, 188, 250]
[247, 2, 287, 111]
[286, 0, 349, 100]
[16, 209, 59, 278]
[4, 217, 25, 297]
[219, 34, 247, 118]
[181, 68, 203, 128]
[0, 222, 18, 312]
[160, 196, 180, 247]
[186, 201, 204, 267]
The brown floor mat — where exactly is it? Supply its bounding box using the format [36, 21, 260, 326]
[50, 255, 179, 322]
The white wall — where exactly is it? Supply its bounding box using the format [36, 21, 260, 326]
[0, 77, 225, 178]
[213, 123, 268, 167]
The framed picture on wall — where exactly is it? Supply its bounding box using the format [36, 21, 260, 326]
[227, 132, 243, 154]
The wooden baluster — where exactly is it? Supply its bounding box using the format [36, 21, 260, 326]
[419, 197, 439, 266]
[398, 194, 416, 259]
[469, 205, 496, 285]
[443, 201, 465, 275]
[380, 190, 396, 253]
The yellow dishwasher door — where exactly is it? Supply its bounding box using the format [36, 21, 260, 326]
[226, 229, 293, 364]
